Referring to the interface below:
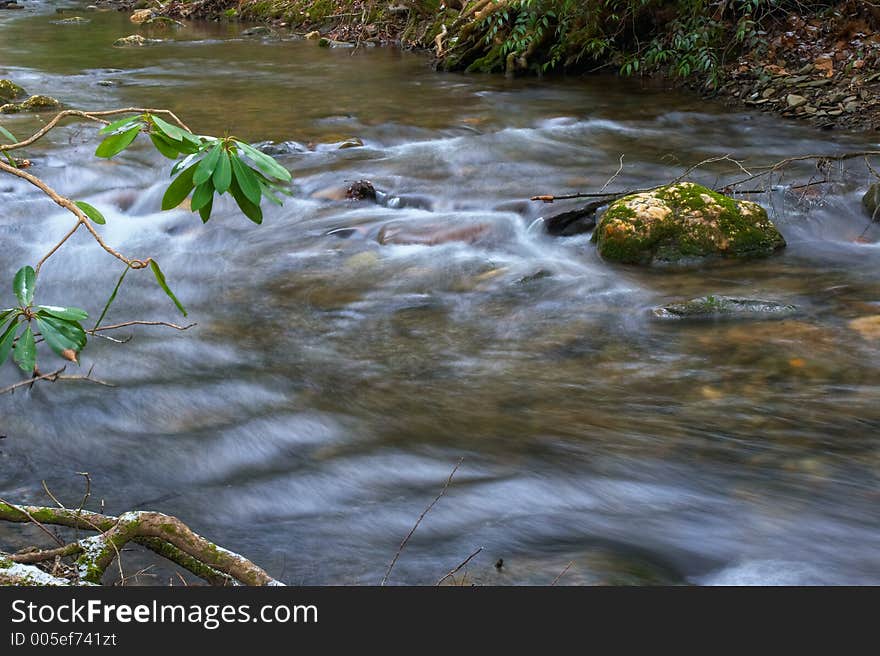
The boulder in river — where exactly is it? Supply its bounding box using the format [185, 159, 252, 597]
[0, 79, 25, 102]
[862, 183, 880, 221]
[593, 182, 786, 265]
[52, 16, 90, 24]
[0, 95, 61, 114]
[653, 295, 798, 320]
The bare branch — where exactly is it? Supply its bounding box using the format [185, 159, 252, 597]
[0, 502, 280, 586]
[382, 457, 464, 586]
[0, 159, 148, 271]
[436, 547, 483, 585]
[550, 561, 574, 586]
[599, 154, 625, 193]
[0, 368, 67, 395]
[0, 107, 192, 153]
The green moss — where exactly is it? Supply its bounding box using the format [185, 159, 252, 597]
[593, 182, 785, 266]
[0, 79, 26, 102]
[465, 43, 506, 73]
[18, 95, 61, 111]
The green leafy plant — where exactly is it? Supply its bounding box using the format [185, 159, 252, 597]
[95, 112, 292, 225]
[0, 266, 88, 373]
[0, 107, 293, 388]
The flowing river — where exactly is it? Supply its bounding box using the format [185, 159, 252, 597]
[1, 1, 878, 585]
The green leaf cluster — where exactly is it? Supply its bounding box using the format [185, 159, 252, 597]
[1, 266, 89, 374]
[161, 137, 291, 225]
[94, 112, 292, 225]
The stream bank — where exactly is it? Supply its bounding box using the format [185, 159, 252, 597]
[84, 0, 880, 131]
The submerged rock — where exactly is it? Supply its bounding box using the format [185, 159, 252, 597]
[52, 16, 90, 24]
[0, 79, 25, 102]
[113, 34, 158, 47]
[256, 140, 308, 156]
[862, 183, 880, 220]
[377, 221, 492, 246]
[543, 202, 600, 236]
[318, 37, 353, 48]
[849, 315, 880, 340]
[337, 137, 364, 149]
[593, 182, 786, 265]
[653, 295, 798, 320]
[0, 95, 61, 114]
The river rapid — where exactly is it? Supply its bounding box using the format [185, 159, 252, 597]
[1, 1, 878, 585]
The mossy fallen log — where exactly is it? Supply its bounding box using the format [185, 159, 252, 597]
[0, 501, 280, 586]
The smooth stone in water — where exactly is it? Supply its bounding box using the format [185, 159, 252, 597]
[337, 137, 364, 149]
[849, 315, 880, 340]
[653, 295, 798, 320]
[377, 221, 492, 246]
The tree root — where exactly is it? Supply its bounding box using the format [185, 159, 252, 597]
[0, 502, 280, 586]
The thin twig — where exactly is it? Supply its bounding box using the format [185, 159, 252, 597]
[36, 222, 82, 275]
[0, 159, 148, 271]
[41, 481, 67, 511]
[436, 547, 483, 586]
[599, 154, 625, 193]
[0, 367, 66, 395]
[0, 366, 113, 395]
[0, 497, 66, 547]
[381, 457, 464, 586]
[10, 542, 83, 564]
[550, 561, 574, 586]
[88, 321, 196, 334]
[75, 472, 91, 544]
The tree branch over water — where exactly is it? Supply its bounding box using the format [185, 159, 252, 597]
[0, 501, 281, 586]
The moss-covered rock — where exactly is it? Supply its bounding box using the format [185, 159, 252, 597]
[863, 182, 880, 220]
[0, 79, 26, 102]
[113, 34, 156, 47]
[52, 16, 90, 25]
[0, 95, 61, 114]
[592, 182, 785, 265]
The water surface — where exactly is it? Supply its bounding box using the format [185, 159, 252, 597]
[1, 2, 878, 585]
